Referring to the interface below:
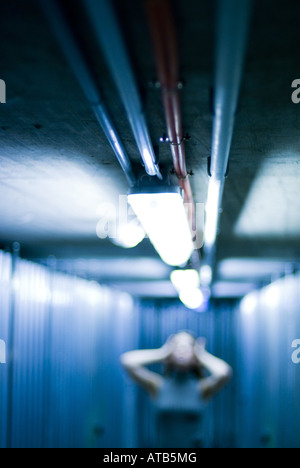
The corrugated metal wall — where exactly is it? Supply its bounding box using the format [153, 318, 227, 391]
[0, 251, 12, 448]
[235, 273, 300, 448]
[0, 250, 139, 448]
[135, 273, 300, 448]
[1, 247, 300, 448]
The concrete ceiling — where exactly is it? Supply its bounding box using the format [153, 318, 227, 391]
[0, 0, 299, 298]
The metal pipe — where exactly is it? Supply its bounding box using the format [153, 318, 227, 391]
[210, 0, 253, 181]
[203, 0, 252, 278]
[84, 0, 161, 179]
[41, 0, 137, 187]
[145, 0, 196, 235]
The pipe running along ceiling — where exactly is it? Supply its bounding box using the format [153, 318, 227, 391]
[40, 0, 260, 290]
[0, 0, 299, 299]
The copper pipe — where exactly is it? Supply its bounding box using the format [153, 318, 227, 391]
[145, 0, 196, 235]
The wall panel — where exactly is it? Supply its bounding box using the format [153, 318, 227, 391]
[0, 250, 138, 448]
[0, 251, 12, 448]
[235, 273, 300, 448]
[1, 247, 300, 448]
[136, 275, 300, 449]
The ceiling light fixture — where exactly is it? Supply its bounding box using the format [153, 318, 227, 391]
[170, 269, 200, 291]
[199, 265, 213, 286]
[240, 291, 258, 316]
[170, 268, 204, 310]
[111, 221, 145, 249]
[128, 183, 194, 266]
[179, 287, 205, 310]
[204, 178, 223, 249]
[0, 339, 6, 364]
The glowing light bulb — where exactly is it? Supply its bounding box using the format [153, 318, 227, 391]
[179, 288, 204, 310]
[170, 269, 200, 291]
[111, 222, 145, 249]
[128, 190, 194, 266]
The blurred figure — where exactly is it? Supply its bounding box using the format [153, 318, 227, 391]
[121, 332, 233, 448]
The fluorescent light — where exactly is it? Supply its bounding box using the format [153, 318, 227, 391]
[170, 269, 200, 291]
[199, 265, 213, 286]
[179, 288, 204, 310]
[111, 221, 145, 248]
[128, 187, 194, 266]
[218, 258, 285, 281]
[170, 269, 204, 310]
[204, 179, 223, 248]
[212, 281, 256, 298]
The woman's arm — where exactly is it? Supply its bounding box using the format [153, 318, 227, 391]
[194, 338, 233, 401]
[120, 340, 174, 397]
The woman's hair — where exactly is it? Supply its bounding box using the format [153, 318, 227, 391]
[163, 330, 204, 378]
[175, 330, 197, 339]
